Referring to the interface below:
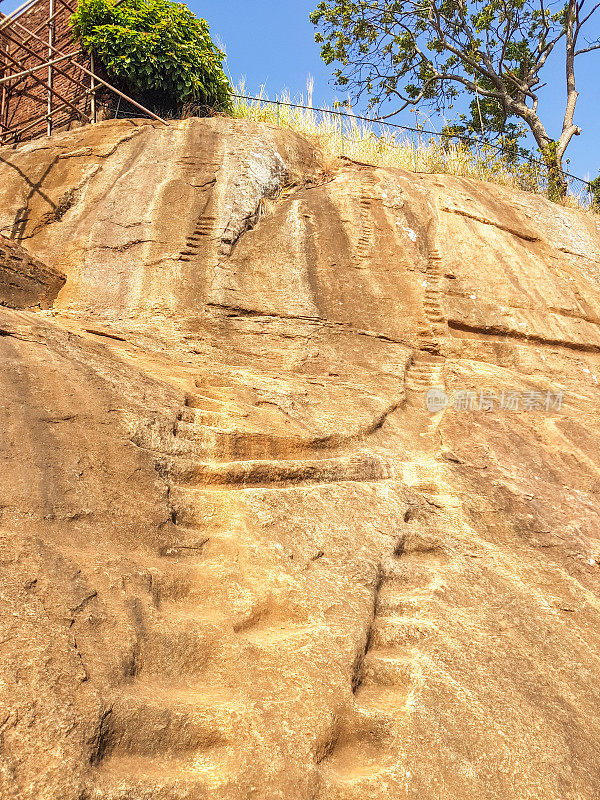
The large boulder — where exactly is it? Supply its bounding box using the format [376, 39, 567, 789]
[1, 117, 600, 800]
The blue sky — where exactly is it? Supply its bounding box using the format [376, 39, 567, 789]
[2, 0, 598, 181]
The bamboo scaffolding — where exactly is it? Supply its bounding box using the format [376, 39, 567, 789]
[3, 93, 85, 138]
[0, 0, 39, 31]
[0, 41, 89, 121]
[1, 25, 90, 94]
[55, 0, 75, 12]
[17, 1, 66, 49]
[8, 17, 167, 125]
[0, 0, 167, 144]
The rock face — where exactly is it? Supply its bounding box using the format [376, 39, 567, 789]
[1, 118, 600, 800]
[0, 233, 65, 309]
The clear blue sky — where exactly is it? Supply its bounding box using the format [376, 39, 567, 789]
[2, 0, 599, 181]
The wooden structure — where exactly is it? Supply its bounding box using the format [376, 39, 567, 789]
[0, 0, 165, 145]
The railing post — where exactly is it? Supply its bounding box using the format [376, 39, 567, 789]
[90, 52, 96, 123]
[474, 134, 481, 179]
[46, 0, 54, 137]
[413, 130, 418, 171]
[0, 42, 7, 145]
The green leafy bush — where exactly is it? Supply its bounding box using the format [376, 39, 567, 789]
[72, 0, 232, 113]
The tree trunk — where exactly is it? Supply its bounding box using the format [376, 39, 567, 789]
[542, 143, 568, 201]
[517, 105, 568, 201]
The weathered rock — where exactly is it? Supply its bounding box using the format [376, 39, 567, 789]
[1, 118, 600, 800]
[0, 233, 65, 309]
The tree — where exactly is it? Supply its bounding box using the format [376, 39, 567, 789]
[72, 0, 232, 114]
[310, 0, 600, 198]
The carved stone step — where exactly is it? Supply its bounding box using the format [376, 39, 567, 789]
[163, 454, 392, 489]
[369, 616, 437, 648]
[376, 588, 432, 617]
[137, 608, 228, 681]
[91, 751, 237, 800]
[361, 651, 419, 687]
[100, 683, 242, 758]
[177, 407, 226, 425]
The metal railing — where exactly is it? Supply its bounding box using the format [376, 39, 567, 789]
[231, 93, 593, 205]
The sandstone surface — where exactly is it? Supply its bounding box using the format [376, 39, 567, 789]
[1, 117, 600, 799]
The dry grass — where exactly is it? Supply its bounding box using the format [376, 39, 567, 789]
[231, 85, 591, 208]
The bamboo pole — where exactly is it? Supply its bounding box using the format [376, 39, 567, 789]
[0, 42, 6, 143]
[0, 51, 74, 86]
[90, 51, 96, 123]
[47, 0, 54, 136]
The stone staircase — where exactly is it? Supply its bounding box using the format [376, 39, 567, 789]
[316, 535, 448, 799]
[405, 247, 447, 399]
